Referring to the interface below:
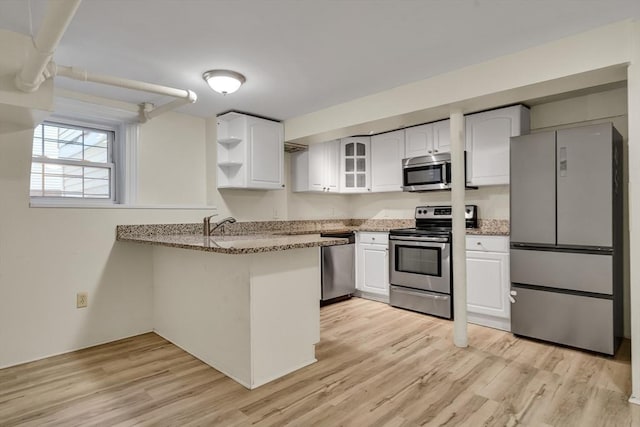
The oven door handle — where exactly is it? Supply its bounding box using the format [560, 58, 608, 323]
[389, 235, 450, 243]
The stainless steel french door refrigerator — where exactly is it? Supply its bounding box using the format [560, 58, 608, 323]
[509, 122, 623, 355]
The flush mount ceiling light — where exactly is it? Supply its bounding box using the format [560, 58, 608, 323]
[202, 70, 246, 95]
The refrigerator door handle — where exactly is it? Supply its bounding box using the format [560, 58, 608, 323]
[559, 146, 567, 177]
[509, 289, 517, 304]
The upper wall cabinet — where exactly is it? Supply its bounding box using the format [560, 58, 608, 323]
[340, 137, 371, 193]
[291, 140, 340, 193]
[217, 112, 284, 190]
[370, 130, 405, 192]
[404, 119, 450, 158]
[465, 105, 530, 186]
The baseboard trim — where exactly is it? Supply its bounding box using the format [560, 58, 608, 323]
[0, 330, 154, 370]
[251, 358, 318, 389]
[354, 290, 389, 304]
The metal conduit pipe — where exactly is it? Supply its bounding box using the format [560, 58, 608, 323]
[139, 95, 197, 122]
[53, 64, 195, 100]
[15, 0, 197, 122]
[15, 0, 82, 92]
[51, 63, 198, 122]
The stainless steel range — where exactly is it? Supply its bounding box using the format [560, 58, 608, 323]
[389, 205, 478, 319]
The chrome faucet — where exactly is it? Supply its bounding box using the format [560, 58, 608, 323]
[203, 213, 218, 236]
[204, 215, 237, 236]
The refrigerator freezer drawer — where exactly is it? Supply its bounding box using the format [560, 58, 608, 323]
[389, 286, 451, 319]
[511, 249, 612, 294]
[511, 286, 614, 355]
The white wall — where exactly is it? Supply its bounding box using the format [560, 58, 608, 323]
[627, 19, 640, 403]
[0, 112, 214, 368]
[137, 113, 207, 205]
[347, 186, 509, 220]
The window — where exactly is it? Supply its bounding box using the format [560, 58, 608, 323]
[30, 121, 116, 201]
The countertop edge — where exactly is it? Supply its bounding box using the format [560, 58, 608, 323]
[117, 234, 350, 254]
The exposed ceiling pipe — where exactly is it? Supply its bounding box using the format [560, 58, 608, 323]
[16, 0, 197, 122]
[15, 0, 82, 92]
[50, 63, 197, 122]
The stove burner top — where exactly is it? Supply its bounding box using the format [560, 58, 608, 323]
[389, 205, 478, 239]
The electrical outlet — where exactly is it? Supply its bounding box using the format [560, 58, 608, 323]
[77, 292, 88, 308]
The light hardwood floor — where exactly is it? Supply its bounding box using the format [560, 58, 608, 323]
[1, 297, 639, 426]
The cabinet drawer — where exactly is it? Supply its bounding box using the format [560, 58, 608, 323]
[466, 236, 508, 253]
[389, 286, 451, 319]
[358, 232, 389, 245]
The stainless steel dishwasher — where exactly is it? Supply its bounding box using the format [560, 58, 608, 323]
[320, 231, 356, 305]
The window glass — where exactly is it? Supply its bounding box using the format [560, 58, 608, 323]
[345, 143, 354, 156]
[30, 122, 115, 201]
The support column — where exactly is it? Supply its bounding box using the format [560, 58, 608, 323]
[450, 110, 468, 348]
[628, 20, 640, 406]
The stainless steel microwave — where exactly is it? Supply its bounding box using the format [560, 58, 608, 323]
[402, 152, 470, 192]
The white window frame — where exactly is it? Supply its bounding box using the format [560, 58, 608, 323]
[29, 97, 139, 208]
[31, 120, 117, 203]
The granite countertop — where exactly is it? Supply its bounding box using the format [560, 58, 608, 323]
[117, 232, 350, 254]
[116, 217, 508, 254]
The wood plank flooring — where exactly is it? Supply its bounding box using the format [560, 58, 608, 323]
[1, 297, 639, 426]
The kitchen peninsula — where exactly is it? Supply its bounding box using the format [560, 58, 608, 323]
[117, 223, 349, 389]
[116, 216, 508, 389]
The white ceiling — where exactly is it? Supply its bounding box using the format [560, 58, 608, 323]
[1, 0, 639, 121]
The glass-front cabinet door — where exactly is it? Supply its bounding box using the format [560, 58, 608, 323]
[340, 137, 370, 192]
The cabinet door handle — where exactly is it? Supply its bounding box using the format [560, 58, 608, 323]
[434, 149, 438, 153]
[428, 150, 433, 154]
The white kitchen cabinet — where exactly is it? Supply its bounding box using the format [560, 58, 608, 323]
[432, 119, 451, 154]
[340, 137, 371, 193]
[291, 140, 339, 193]
[356, 232, 389, 297]
[217, 112, 284, 190]
[404, 119, 450, 158]
[370, 130, 405, 192]
[466, 235, 510, 331]
[465, 105, 530, 186]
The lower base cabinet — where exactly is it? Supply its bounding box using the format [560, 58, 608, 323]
[356, 232, 389, 297]
[466, 236, 510, 331]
